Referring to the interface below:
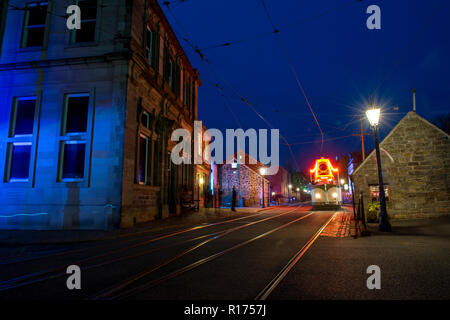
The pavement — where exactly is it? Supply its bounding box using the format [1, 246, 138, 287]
[269, 215, 450, 300]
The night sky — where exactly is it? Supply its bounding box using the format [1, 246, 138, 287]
[161, 0, 450, 172]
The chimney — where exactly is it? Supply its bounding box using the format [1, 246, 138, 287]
[412, 88, 416, 112]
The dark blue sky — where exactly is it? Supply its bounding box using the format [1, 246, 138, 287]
[161, 0, 450, 171]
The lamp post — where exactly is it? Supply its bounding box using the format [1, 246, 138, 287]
[260, 168, 266, 208]
[366, 105, 392, 232]
[288, 184, 292, 203]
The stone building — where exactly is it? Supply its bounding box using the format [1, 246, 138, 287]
[0, 0, 200, 229]
[351, 111, 449, 219]
[219, 152, 270, 208]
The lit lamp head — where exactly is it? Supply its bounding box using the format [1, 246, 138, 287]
[288, 184, 292, 189]
[259, 168, 266, 176]
[340, 179, 345, 185]
[296, 187, 300, 192]
[199, 177, 204, 185]
[315, 193, 321, 199]
[366, 107, 381, 127]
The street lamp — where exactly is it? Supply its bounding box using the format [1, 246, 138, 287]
[260, 168, 266, 208]
[288, 184, 292, 203]
[366, 105, 392, 232]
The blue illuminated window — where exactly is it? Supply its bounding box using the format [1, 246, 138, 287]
[8, 143, 32, 182]
[63, 94, 89, 134]
[70, 0, 97, 43]
[10, 97, 36, 136]
[21, 2, 48, 48]
[61, 142, 86, 180]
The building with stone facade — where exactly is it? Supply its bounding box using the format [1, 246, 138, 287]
[218, 152, 270, 208]
[351, 111, 449, 219]
[0, 0, 200, 229]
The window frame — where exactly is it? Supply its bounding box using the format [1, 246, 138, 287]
[3, 95, 41, 186]
[136, 109, 154, 186]
[20, 1, 49, 49]
[57, 92, 94, 185]
[68, 0, 101, 45]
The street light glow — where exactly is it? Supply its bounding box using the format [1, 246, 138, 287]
[259, 168, 266, 175]
[366, 108, 381, 126]
[315, 193, 321, 199]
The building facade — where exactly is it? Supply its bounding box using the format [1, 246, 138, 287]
[218, 152, 270, 208]
[351, 111, 450, 219]
[266, 165, 289, 202]
[0, 0, 200, 229]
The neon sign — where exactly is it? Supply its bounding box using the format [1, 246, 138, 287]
[310, 157, 338, 185]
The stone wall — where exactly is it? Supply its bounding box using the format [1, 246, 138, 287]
[221, 164, 270, 207]
[352, 112, 450, 219]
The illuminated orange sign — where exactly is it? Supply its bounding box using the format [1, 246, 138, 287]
[310, 157, 338, 184]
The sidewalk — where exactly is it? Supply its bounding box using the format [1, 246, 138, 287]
[271, 215, 450, 300]
[0, 206, 276, 245]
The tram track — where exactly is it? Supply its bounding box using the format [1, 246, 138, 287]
[0, 207, 277, 267]
[0, 206, 301, 293]
[92, 207, 315, 300]
[255, 211, 337, 300]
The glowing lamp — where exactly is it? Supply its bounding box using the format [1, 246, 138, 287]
[288, 184, 292, 189]
[332, 192, 337, 198]
[315, 193, 321, 199]
[259, 168, 266, 175]
[272, 192, 275, 196]
[296, 187, 300, 192]
[340, 179, 345, 184]
[366, 108, 381, 126]
[199, 177, 204, 185]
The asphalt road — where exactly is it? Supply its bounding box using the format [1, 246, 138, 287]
[0, 205, 448, 300]
[0, 204, 336, 300]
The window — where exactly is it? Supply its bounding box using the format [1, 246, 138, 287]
[5, 97, 37, 183]
[10, 97, 36, 137]
[60, 141, 86, 179]
[145, 27, 159, 70]
[58, 93, 90, 182]
[70, 0, 97, 43]
[6, 143, 32, 182]
[62, 95, 89, 134]
[0, 0, 8, 53]
[21, 2, 48, 48]
[137, 107, 152, 185]
[138, 135, 150, 184]
[369, 184, 390, 202]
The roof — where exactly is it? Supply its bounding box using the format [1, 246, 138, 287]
[222, 151, 269, 177]
[352, 111, 450, 176]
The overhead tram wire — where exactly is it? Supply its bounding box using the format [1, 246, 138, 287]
[259, 0, 324, 153]
[163, 2, 301, 170]
[194, 0, 365, 53]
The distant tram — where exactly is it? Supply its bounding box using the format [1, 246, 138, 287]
[309, 157, 342, 209]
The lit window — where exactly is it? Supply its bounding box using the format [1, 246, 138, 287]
[61, 142, 86, 180]
[8, 143, 32, 182]
[10, 97, 36, 136]
[70, 0, 97, 43]
[63, 94, 89, 134]
[21, 2, 48, 48]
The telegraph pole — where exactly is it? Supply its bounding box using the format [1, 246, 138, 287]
[360, 116, 365, 160]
